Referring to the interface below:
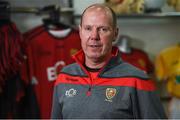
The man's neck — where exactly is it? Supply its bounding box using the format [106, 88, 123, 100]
[85, 55, 111, 69]
[85, 60, 105, 69]
[84, 63, 101, 72]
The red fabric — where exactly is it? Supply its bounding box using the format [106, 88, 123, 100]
[56, 47, 155, 92]
[56, 73, 156, 91]
[22, 25, 81, 118]
[0, 22, 25, 118]
[120, 48, 154, 73]
[0, 22, 23, 86]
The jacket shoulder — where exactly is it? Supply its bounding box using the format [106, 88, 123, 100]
[61, 63, 87, 77]
[102, 62, 149, 79]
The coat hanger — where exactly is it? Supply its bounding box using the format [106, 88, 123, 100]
[116, 35, 132, 54]
[41, 5, 70, 30]
[42, 18, 70, 30]
[0, 1, 11, 26]
[0, 1, 10, 20]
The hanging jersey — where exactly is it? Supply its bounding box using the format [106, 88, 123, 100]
[22, 25, 81, 118]
[0, 21, 24, 86]
[120, 48, 154, 74]
[0, 21, 25, 118]
[155, 44, 180, 98]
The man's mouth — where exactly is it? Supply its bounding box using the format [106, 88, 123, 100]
[89, 45, 101, 48]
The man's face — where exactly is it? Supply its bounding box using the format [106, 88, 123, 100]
[79, 7, 118, 62]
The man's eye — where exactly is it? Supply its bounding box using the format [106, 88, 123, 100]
[84, 27, 91, 31]
[99, 27, 108, 32]
[102, 28, 108, 32]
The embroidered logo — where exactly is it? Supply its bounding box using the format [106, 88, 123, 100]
[70, 48, 78, 56]
[65, 88, 77, 97]
[105, 88, 116, 102]
[138, 59, 145, 68]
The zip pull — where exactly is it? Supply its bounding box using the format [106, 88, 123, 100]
[86, 87, 91, 96]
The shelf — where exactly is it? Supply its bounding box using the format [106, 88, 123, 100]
[10, 7, 74, 14]
[75, 12, 180, 19]
[116, 12, 180, 18]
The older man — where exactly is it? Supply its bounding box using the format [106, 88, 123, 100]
[51, 3, 166, 119]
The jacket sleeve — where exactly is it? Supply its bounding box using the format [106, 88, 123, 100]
[132, 87, 167, 119]
[51, 85, 63, 119]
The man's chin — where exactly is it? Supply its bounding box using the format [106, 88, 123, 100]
[89, 53, 104, 60]
[88, 54, 100, 59]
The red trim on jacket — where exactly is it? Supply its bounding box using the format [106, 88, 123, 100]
[55, 46, 155, 91]
[55, 73, 155, 91]
[72, 47, 119, 64]
[72, 47, 119, 75]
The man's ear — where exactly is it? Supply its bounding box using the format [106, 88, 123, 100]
[79, 24, 81, 31]
[79, 25, 82, 38]
[113, 27, 119, 42]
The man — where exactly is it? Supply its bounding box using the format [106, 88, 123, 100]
[51, 4, 166, 119]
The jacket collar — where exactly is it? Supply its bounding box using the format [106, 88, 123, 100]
[72, 46, 122, 74]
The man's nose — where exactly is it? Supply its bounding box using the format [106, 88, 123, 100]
[91, 29, 100, 40]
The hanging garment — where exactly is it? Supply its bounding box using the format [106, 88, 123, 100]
[155, 44, 180, 98]
[0, 21, 25, 118]
[22, 25, 81, 118]
[120, 48, 154, 74]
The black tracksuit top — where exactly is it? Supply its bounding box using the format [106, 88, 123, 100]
[51, 47, 166, 119]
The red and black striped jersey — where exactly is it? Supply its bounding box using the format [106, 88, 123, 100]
[0, 21, 25, 118]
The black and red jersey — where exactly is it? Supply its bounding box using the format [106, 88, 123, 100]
[0, 21, 24, 85]
[0, 21, 25, 118]
[22, 25, 81, 118]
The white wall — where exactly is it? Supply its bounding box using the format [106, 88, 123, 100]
[116, 18, 180, 60]
[7, 0, 60, 7]
[73, 0, 104, 15]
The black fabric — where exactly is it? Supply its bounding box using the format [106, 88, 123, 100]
[0, 21, 31, 119]
[0, 74, 24, 118]
[17, 84, 40, 118]
[0, 22, 24, 87]
[84, 63, 101, 72]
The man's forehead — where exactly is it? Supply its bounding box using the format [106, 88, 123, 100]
[85, 5, 110, 14]
[80, 4, 116, 27]
[83, 6, 112, 21]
